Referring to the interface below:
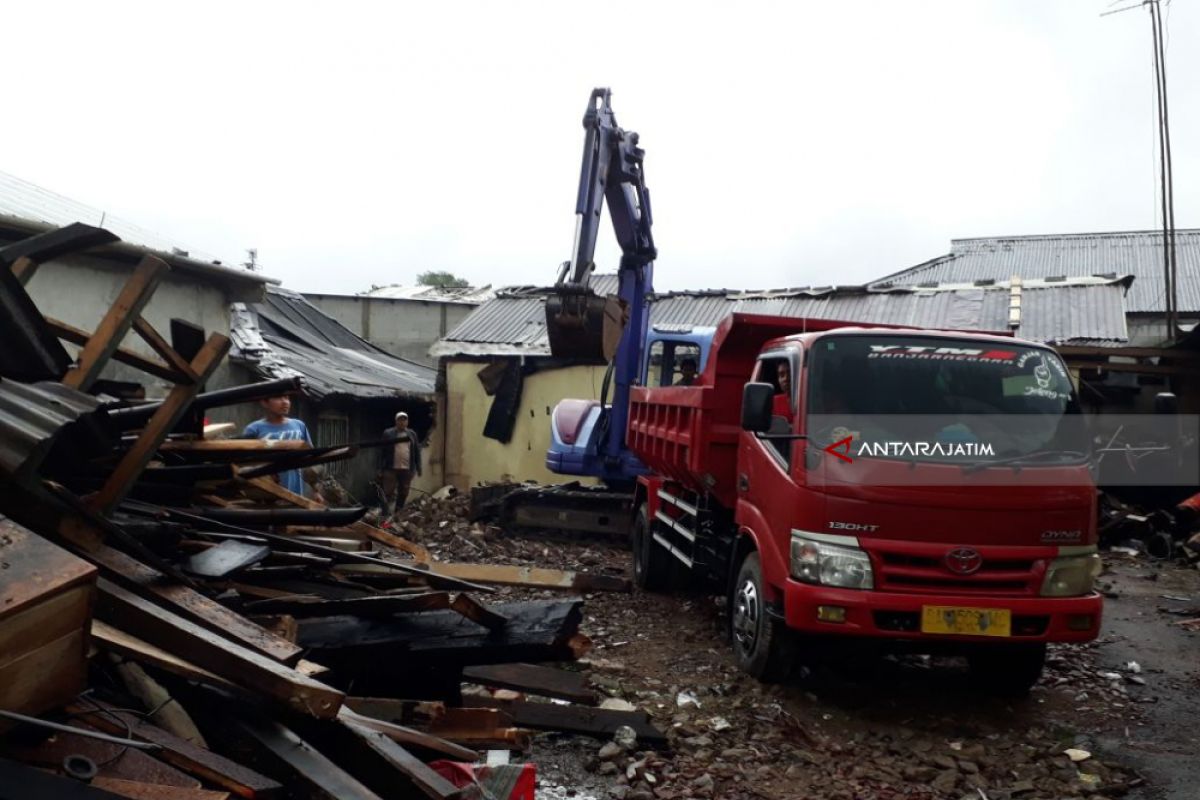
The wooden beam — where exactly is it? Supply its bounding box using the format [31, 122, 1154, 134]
[88, 779, 231, 800]
[449, 593, 507, 631]
[0, 221, 119, 266]
[95, 579, 344, 719]
[232, 717, 383, 800]
[63, 256, 169, 391]
[90, 333, 230, 516]
[241, 477, 431, 563]
[91, 620, 238, 691]
[46, 317, 182, 382]
[133, 316, 199, 383]
[336, 707, 478, 762]
[10, 255, 37, 285]
[471, 696, 668, 745]
[426, 562, 631, 592]
[68, 537, 302, 666]
[68, 698, 283, 800]
[461, 663, 596, 704]
[339, 717, 471, 800]
[162, 440, 310, 453]
[243, 593, 452, 619]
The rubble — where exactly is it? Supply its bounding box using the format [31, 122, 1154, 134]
[0, 232, 663, 799]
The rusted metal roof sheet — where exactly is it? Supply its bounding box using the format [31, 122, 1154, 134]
[0, 379, 103, 484]
[871, 229, 1200, 314]
[231, 288, 436, 400]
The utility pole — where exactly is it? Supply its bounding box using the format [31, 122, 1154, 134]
[244, 248, 259, 273]
[1104, 0, 1178, 342]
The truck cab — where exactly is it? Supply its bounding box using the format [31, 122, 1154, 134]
[627, 314, 1101, 693]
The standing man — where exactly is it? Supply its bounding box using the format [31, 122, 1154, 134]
[243, 395, 313, 496]
[380, 411, 422, 516]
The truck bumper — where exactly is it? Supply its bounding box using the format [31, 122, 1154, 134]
[781, 582, 1102, 643]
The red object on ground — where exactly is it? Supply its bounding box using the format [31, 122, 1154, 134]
[429, 761, 535, 799]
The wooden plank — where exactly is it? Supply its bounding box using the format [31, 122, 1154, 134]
[90, 333, 230, 515]
[46, 317, 182, 382]
[63, 255, 169, 391]
[161, 440, 310, 453]
[91, 620, 237, 691]
[245, 593, 452, 619]
[424, 561, 631, 592]
[242, 478, 431, 562]
[336, 707, 478, 761]
[9, 255, 37, 285]
[96, 579, 344, 719]
[473, 697, 668, 745]
[233, 717, 384, 800]
[68, 698, 283, 800]
[462, 662, 597, 704]
[0, 630, 88, 721]
[0, 519, 95, 720]
[427, 708, 529, 749]
[247, 614, 298, 644]
[83, 542, 303, 666]
[339, 717, 469, 800]
[89, 779, 231, 800]
[450, 593, 507, 631]
[133, 316, 199, 382]
[344, 697, 446, 727]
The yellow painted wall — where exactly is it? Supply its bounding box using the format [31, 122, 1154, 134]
[444, 361, 607, 489]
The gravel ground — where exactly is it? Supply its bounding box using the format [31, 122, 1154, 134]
[388, 492, 1200, 799]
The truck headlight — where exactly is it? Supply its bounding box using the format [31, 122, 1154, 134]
[791, 534, 874, 590]
[1040, 550, 1102, 597]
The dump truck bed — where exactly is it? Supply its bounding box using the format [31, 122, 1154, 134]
[627, 314, 862, 507]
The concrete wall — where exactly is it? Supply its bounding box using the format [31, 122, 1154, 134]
[24, 252, 251, 397]
[305, 294, 477, 365]
[443, 360, 606, 490]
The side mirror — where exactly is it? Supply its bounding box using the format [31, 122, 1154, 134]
[1154, 392, 1179, 415]
[741, 382, 775, 433]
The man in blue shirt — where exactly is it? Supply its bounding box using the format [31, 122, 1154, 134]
[242, 394, 313, 496]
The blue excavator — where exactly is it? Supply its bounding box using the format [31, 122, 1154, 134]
[542, 89, 712, 489]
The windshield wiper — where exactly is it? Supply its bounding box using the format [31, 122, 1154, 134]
[962, 449, 1088, 475]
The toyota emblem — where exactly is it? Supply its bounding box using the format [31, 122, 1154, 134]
[945, 547, 983, 575]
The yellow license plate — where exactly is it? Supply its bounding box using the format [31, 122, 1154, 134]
[920, 606, 1011, 637]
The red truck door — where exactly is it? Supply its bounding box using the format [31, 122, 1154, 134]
[737, 347, 809, 590]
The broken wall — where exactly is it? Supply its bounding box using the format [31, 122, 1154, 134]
[444, 360, 605, 489]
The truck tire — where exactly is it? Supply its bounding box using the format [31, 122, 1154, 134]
[967, 643, 1047, 697]
[632, 504, 672, 591]
[731, 552, 796, 682]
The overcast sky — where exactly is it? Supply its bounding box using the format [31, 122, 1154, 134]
[5, 1, 1197, 294]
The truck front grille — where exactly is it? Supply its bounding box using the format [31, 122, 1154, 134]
[874, 550, 1041, 597]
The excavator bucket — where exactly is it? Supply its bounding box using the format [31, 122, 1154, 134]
[545, 291, 627, 362]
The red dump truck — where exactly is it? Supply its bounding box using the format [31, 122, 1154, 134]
[626, 313, 1102, 693]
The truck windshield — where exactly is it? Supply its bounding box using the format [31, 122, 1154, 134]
[806, 334, 1084, 464]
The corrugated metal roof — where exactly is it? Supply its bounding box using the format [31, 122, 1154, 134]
[359, 285, 496, 304]
[0, 379, 102, 484]
[231, 288, 435, 399]
[433, 276, 1131, 357]
[870, 229, 1200, 314]
[431, 275, 622, 357]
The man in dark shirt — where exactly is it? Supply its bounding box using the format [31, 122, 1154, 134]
[674, 357, 698, 386]
[379, 412, 422, 515]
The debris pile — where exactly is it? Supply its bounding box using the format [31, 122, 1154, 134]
[0, 224, 656, 799]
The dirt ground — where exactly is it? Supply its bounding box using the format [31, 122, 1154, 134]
[396, 492, 1200, 800]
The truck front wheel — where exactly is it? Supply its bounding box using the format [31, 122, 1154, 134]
[632, 504, 672, 591]
[731, 552, 797, 682]
[967, 643, 1047, 697]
